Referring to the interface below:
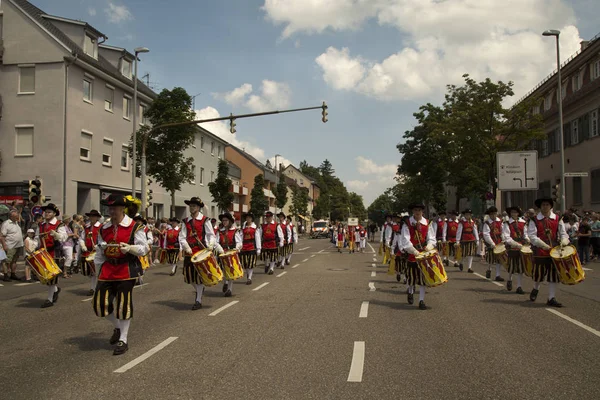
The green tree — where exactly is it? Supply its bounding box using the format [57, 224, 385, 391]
[349, 192, 367, 221]
[250, 174, 268, 219]
[289, 186, 309, 217]
[367, 192, 395, 225]
[132, 87, 196, 216]
[208, 159, 234, 213]
[274, 178, 288, 211]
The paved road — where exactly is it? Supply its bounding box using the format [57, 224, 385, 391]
[1, 238, 599, 399]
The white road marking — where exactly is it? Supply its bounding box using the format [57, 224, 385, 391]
[368, 282, 376, 291]
[371, 271, 376, 277]
[371, 263, 376, 268]
[299, 247, 310, 251]
[318, 249, 325, 253]
[473, 272, 503, 287]
[252, 282, 270, 291]
[82, 297, 94, 302]
[310, 255, 316, 258]
[359, 301, 369, 318]
[134, 283, 149, 289]
[114, 337, 178, 373]
[0, 283, 3, 287]
[276, 271, 287, 278]
[291, 264, 300, 269]
[209, 300, 239, 316]
[14, 281, 40, 287]
[302, 258, 309, 263]
[347, 341, 366, 382]
[546, 309, 600, 338]
[368, 243, 375, 253]
[582, 267, 592, 271]
[372, 258, 376, 262]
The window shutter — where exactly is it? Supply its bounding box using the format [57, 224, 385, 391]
[548, 133, 554, 154]
[564, 122, 571, 147]
[582, 113, 590, 140]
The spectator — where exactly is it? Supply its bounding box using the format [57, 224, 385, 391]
[23, 228, 38, 282]
[1, 208, 25, 281]
[61, 215, 76, 278]
[577, 219, 592, 265]
[591, 214, 600, 261]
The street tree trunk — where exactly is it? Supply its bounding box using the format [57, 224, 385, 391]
[170, 191, 176, 218]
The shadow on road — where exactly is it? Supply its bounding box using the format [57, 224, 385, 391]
[68, 288, 93, 296]
[16, 298, 43, 308]
[369, 299, 421, 311]
[64, 332, 113, 351]
[480, 297, 547, 308]
[462, 287, 511, 295]
[152, 299, 213, 311]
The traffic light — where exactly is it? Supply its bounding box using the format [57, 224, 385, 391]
[321, 101, 328, 123]
[229, 113, 236, 134]
[552, 183, 560, 202]
[28, 179, 42, 203]
[146, 178, 153, 208]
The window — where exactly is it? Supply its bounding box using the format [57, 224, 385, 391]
[200, 135, 204, 150]
[591, 60, 600, 81]
[191, 165, 196, 184]
[123, 96, 131, 119]
[15, 126, 34, 156]
[121, 145, 129, 170]
[80, 131, 92, 161]
[541, 138, 549, 157]
[83, 34, 97, 59]
[105, 85, 114, 112]
[544, 92, 553, 111]
[121, 60, 132, 79]
[211, 141, 215, 155]
[592, 169, 600, 203]
[140, 104, 148, 125]
[218, 145, 222, 158]
[18, 66, 35, 94]
[102, 138, 113, 166]
[572, 71, 582, 92]
[573, 177, 583, 205]
[210, 171, 215, 182]
[591, 109, 599, 138]
[83, 79, 93, 103]
[200, 167, 205, 185]
[571, 120, 579, 145]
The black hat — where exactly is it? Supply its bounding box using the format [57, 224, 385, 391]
[101, 194, 127, 207]
[286, 215, 293, 221]
[385, 213, 394, 219]
[184, 197, 204, 207]
[393, 213, 402, 219]
[211, 218, 217, 223]
[219, 212, 234, 222]
[277, 212, 286, 218]
[506, 206, 523, 216]
[485, 206, 498, 214]
[265, 211, 274, 217]
[449, 210, 458, 215]
[85, 209, 102, 218]
[462, 209, 473, 214]
[169, 217, 180, 223]
[535, 198, 554, 208]
[409, 203, 426, 210]
[438, 210, 447, 215]
[41, 203, 60, 217]
[243, 212, 255, 220]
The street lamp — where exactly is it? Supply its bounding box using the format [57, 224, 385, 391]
[132, 46, 150, 198]
[542, 30, 566, 213]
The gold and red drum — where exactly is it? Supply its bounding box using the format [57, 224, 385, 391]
[191, 249, 223, 287]
[493, 243, 509, 269]
[84, 252, 97, 274]
[415, 249, 448, 288]
[219, 250, 244, 281]
[26, 249, 62, 284]
[520, 245, 534, 277]
[550, 245, 585, 285]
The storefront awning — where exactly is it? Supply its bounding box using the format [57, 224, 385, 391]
[296, 214, 310, 221]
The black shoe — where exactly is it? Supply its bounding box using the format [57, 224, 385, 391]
[264, 266, 269, 274]
[110, 328, 121, 345]
[506, 280, 513, 291]
[418, 300, 427, 310]
[246, 279, 252, 285]
[407, 293, 414, 305]
[285, 260, 290, 266]
[10, 274, 19, 281]
[485, 270, 491, 279]
[494, 276, 505, 282]
[3, 274, 11, 282]
[41, 300, 54, 308]
[224, 289, 232, 297]
[222, 283, 229, 293]
[113, 341, 128, 355]
[192, 301, 203, 310]
[52, 287, 61, 303]
[87, 289, 95, 296]
[280, 265, 285, 269]
[396, 274, 401, 282]
[443, 259, 449, 267]
[268, 270, 274, 275]
[516, 287, 524, 294]
[530, 288, 539, 302]
[467, 268, 474, 273]
[547, 297, 563, 308]
[459, 263, 464, 271]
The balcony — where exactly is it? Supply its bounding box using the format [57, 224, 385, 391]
[233, 184, 240, 193]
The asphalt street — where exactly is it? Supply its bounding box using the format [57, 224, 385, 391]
[1, 237, 599, 400]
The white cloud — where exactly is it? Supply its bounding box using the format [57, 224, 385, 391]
[267, 155, 293, 171]
[88, 7, 96, 16]
[105, 3, 132, 23]
[315, 47, 365, 90]
[347, 180, 370, 191]
[212, 80, 292, 112]
[348, 157, 398, 204]
[355, 156, 397, 176]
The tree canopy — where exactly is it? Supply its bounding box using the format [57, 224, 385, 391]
[250, 174, 268, 218]
[208, 159, 233, 213]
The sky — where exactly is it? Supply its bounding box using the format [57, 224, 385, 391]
[31, 0, 598, 205]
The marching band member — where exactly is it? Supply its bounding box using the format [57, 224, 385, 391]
[444, 211, 460, 267]
[502, 206, 528, 294]
[432, 211, 447, 256]
[390, 214, 408, 284]
[216, 212, 242, 297]
[262, 211, 279, 275]
[359, 224, 367, 252]
[79, 209, 102, 296]
[400, 203, 436, 310]
[336, 222, 345, 253]
[354, 224, 361, 252]
[276, 212, 291, 268]
[241, 213, 261, 285]
[456, 209, 478, 273]
[483, 206, 505, 282]
[380, 214, 393, 259]
[179, 197, 217, 311]
[93, 194, 149, 355]
[285, 215, 298, 265]
[36, 203, 68, 308]
[383, 215, 397, 262]
[165, 217, 181, 276]
[347, 225, 357, 254]
[527, 198, 569, 307]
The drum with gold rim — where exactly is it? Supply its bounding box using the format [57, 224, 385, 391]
[550, 245, 585, 285]
[26, 249, 62, 284]
[520, 245, 534, 277]
[493, 243, 509, 269]
[219, 250, 244, 281]
[415, 249, 448, 288]
[191, 249, 222, 286]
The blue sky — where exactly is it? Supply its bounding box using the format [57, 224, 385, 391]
[32, 0, 598, 205]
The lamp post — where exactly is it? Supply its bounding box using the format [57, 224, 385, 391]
[132, 47, 150, 198]
[542, 30, 566, 213]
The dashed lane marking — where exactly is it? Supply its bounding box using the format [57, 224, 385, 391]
[347, 341, 365, 382]
[302, 258, 309, 263]
[291, 264, 300, 269]
[368, 282, 376, 292]
[114, 337, 178, 373]
[582, 267, 592, 271]
[209, 301, 239, 316]
[371, 271, 376, 277]
[368, 243, 375, 253]
[299, 247, 310, 251]
[473, 272, 503, 287]
[546, 309, 600, 338]
[310, 254, 316, 258]
[359, 301, 369, 318]
[14, 281, 40, 287]
[276, 271, 287, 278]
[371, 263, 376, 268]
[318, 249, 325, 253]
[252, 282, 270, 292]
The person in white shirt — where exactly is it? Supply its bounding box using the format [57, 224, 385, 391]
[215, 212, 242, 297]
[501, 206, 529, 294]
[482, 206, 505, 282]
[1, 208, 24, 281]
[285, 216, 298, 265]
[23, 229, 38, 282]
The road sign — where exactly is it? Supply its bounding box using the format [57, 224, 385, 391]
[563, 172, 588, 177]
[31, 205, 43, 216]
[497, 151, 538, 191]
[347, 218, 358, 226]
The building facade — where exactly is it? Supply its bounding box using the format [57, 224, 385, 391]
[281, 164, 320, 220]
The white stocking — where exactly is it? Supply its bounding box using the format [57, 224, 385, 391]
[90, 275, 98, 290]
[495, 264, 501, 277]
[419, 285, 426, 302]
[548, 282, 556, 299]
[466, 256, 473, 270]
[47, 285, 56, 302]
[516, 273, 523, 287]
[118, 319, 131, 343]
[533, 281, 541, 290]
[194, 284, 204, 303]
[246, 269, 254, 279]
[106, 313, 120, 329]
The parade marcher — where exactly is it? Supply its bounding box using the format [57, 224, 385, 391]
[359, 224, 367, 252]
[132, 214, 153, 285]
[36, 203, 67, 308]
[93, 194, 149, 355]
[400, 204, 436, 310]
[276, 212, 291, 268]
[444, 211, 459, 267]
[354, 224, 362, 252]
[527, 198, 569, 307]
[456, 209, 479, 273]
[165, 217, 181, 276]
[285, 215, 298, 265]
[347, 225, 357, 254]
[336, 222, 345, 253]
[179, 197, 216, 310]
[261, 211, 279, 275]
[241, 213, 261, 285]
[216, 212, 242, 297]
[79, 209, 102, 295]
[23, 229, 37, 282]
[382, 214, 396, 263]
[432, 211, 447, 260]
[391, 214, 409, 284]
[482, 206, 505, 282]
[211, 218, 219, 236]
[502, 206, 528, 294]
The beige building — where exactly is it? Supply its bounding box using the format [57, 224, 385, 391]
[281, 164, 320, 221]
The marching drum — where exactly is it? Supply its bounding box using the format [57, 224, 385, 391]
[387, 254, 396, 275]
[520, 245, 534, 277]
[454, 244, 463, 262]
[219, 250, 244, 281]
[158, 248, 167, 264]
[415, 250, 448, 287]
[191, 249, 223, 287]
[493, 243, 509, 269]
[26, 249, 62, 284]
[165, 249, 180, 265]
[550, 245, 585, 285]
[83, 252, 97, 275]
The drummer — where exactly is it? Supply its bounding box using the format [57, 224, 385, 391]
[400, 203, 436, 310]
[179, 197, 217, 310]
[240, 212, 261, 285]
[262, 211, 280, 275]
[527, 197, 569, 307]
[432, 211, 447, 256]
[456, 209, 478, 273]
[501, 206, 529, 294]
[276, 212, 291, 268]
[285, 215, 298, 264]
[391, 214, 409, 284]
[445, 211, 459, 267]
[133, 214, 153, 285]
[79, 209, 102, 296]
[216, 212, 242, 297]
[165, 217, 181, 276]
[483, 206, 505, 282]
